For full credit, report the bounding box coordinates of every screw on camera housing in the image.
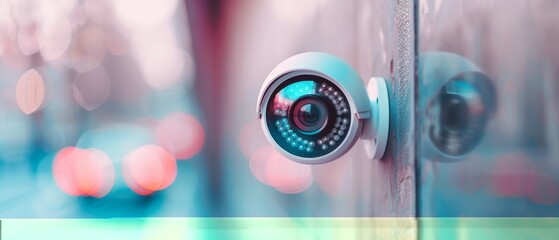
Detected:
[256,52,390,164]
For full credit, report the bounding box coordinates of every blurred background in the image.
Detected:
[0,0,557,222]
[0,0,203,217]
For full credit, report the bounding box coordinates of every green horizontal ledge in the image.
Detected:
[1,218,558,240]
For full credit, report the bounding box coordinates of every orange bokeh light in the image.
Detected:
[122,144,177,195]
[16,68,46,115]
[52,147,115,198]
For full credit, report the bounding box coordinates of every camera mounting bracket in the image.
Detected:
[363,77,390,160]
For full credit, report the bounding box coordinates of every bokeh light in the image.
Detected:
[490,153,535,197]
[17,23,39,56]
[114,0,179,27]
[528,173,559,205]
[72,65,111,111]
[265,150,313,194]
[38,16,72,61]
[37,0,77,21]
[134,36,187,90]
[270,0,318,24]
[70,26,106,72]
[0,36,30,69]
[52,147,115,198]
[0,0,9,57]
[122,145,177,195]
[249,146,314,194]
[249,146,274,185]
[16,68,46,115]
[53,147,81,196]
[73,148,114,197]
[104,27,128,56]
[239,119,268,158]
[155,112,204,160]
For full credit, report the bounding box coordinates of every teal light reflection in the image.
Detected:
[278,81,317,101]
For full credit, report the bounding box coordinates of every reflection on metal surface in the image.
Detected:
[427,71,496,157]
[418,0,559,218]
[420,52,496,159]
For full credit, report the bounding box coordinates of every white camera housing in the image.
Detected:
[257,52,389,164]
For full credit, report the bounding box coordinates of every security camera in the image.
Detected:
[419,52,497,159]
[256,52,390,164]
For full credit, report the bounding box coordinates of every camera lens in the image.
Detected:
[265,74,352,158]
[291,97,328,134]
[440,94,469,131]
